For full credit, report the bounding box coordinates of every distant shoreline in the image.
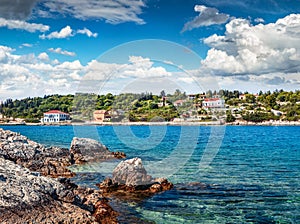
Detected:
[1,120,300,126]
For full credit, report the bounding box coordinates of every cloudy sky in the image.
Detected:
[1,0,300,100]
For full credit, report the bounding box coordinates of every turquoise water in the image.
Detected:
[1,125,299,223]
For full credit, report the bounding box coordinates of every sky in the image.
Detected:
[1,0,300,100]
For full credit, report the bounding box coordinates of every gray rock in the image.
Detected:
[112,157,153,186]
[70,137,125,164]
[0,129,119,223]
[0,158,118,223]
[0,128,74,177]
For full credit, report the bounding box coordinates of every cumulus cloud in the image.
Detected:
[40,25,73,39]
[0,0,37,20]
[38,52,49,61]
[0,17,49,32]
[48,48,76,57]
[1,40,299,100]
[56,60,83,70]
[201,14,300,78]
[79,56,182,94]
[0,45,84,100]
[84,56,171,81]
[0,46,13,63]
[37,0,146,24]
[254,18,265,23]
[0,48,181,100]
[182,5,230,32]
[40,26,98,39]
[77,28,98,38]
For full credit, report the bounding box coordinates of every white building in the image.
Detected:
[202,98,225,109]
[173,99,186,107]
[42,110,70,123]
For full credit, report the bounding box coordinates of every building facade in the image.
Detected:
[93,110,111,122]
[202,98,225,109]
[42,110,70,123]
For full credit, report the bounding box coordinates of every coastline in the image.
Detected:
[1,120,300,126]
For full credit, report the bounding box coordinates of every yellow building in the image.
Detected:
[93,110,110,122]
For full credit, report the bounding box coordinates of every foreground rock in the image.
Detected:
[0,129,126,223]
[0,128,74,177]
[97,158,173,200]
[70,137,126,164]
[0,129,125,178]
[112,157,152,186]
[0,158,118,224]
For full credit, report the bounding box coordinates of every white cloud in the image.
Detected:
[52,59,60,65]
[38,52,49,61]
[201,14,300,80]
[56,60,83,70]
[0,17,49,32]
[20,43,33,48]
[182,5,230,32]
[77,28,98,38]
[40,26,98,39]
[84,56,171,81]
[0,45,84,100]
[40,25,73,39]
[0,46,14,63]
[37,0,146,24]
[254,18,265,23]
[0,49,177,100]
[48,48,76,57]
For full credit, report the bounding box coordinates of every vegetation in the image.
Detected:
[0,89,300,123]
[0,95,74,119]
[226,111,236,123]
[125,92,179,122]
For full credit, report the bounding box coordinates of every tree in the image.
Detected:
[265,94,277,109]
[160,90,166,98]
[245,94,256,103]
[206,90,212,98]
[226,111,236,123]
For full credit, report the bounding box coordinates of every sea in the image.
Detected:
[1,125,299,224]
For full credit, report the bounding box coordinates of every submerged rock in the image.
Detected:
[70,137,126,164]
[0,158,118,224]
[97,158,173,200]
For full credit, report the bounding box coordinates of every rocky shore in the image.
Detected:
[0,128,173,223]
[0,129,125,178]
[0,158,118,223]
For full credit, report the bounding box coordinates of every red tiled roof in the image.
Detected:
[44,110,69,115]
[93,110,107,114]
[204,98,222,101]
[174,99,185,104]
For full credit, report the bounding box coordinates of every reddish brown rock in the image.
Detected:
[97,158,173,201]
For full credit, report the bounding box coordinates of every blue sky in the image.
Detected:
[1,0,300,100]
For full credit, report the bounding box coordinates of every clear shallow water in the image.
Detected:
[1,125,299,223]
